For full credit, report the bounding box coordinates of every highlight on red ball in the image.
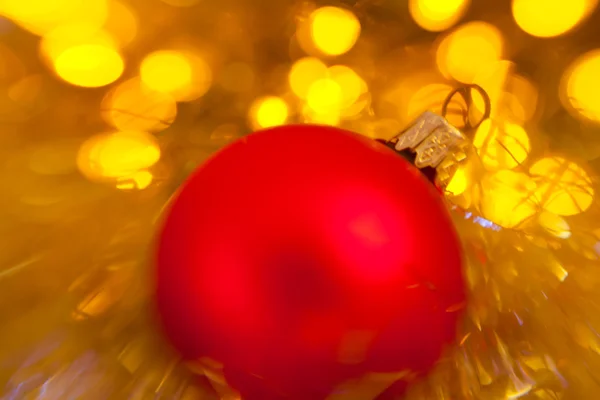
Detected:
[155,124,466,399]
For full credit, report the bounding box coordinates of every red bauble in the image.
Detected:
[156,125,465,399]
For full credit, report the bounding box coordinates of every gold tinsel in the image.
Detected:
[0,0,600,398]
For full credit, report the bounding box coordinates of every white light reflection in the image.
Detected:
[463,211,502,231]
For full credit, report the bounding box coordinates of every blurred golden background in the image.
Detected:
[0,0,600,398]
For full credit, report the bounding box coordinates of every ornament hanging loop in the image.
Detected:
[382,85,492,171]
[380,85,491,190]
[441,84,491,131]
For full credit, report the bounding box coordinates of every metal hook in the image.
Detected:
[441,84,491,131]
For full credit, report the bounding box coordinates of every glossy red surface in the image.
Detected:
[155,125,465,399]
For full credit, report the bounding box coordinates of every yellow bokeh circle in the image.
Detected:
[529,157,594,216]
[289,57,329,99]
[141,51,192,94]
[54,44,124,88]
[505,74,539,123]
[140,50,212,101]
[104,0,139,48]
[328,65,364,109]
[38,24,125,88]
[409,0,470,32]
[405,82,454,122]
[77,131,161,182]
[249,96,289,129]
[437,21,504,83]
[473,119,530,170]
[561,49,600,123]
[307,78,344,115]
[40,25,116,62]
[1,0,108,36]
[480,170,538,229]
[469,62,539,124]
[512,0,597,38]
[289,61,367,123]
[309,7,361,56]
[101,77,177,133]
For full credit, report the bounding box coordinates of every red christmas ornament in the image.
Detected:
[155,125,466,399]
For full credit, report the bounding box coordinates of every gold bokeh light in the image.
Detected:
[290,62,368,125]
[512,0,597,38]
[446,165,469,196]
[141,51,192,96]
[328,65,364,110]
[473,119,530,171]
[53,44,124,88]
[289,57,329,99]
[409,0,470,32]
[116,170,154,190]
[437,21,504,84]
[104,0,139,48]
[471,62,539,123]
[504,74,539,123]
[140,50,212,102]
[101,77,177,133]
[39,24,124,88]
[77,131,161,182]
[249,96,289,129]
[562,49,600,123]
[480,170,538,229]
[538,211,572,239]
[306,78,343,115]
[40,25,116,62]
[309,7,361,56]
[471,60,511,117]
[530,157,594,216]
[382,71,456,126]
[0,0,108,36]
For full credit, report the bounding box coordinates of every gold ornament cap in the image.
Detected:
[381,85,491,191]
